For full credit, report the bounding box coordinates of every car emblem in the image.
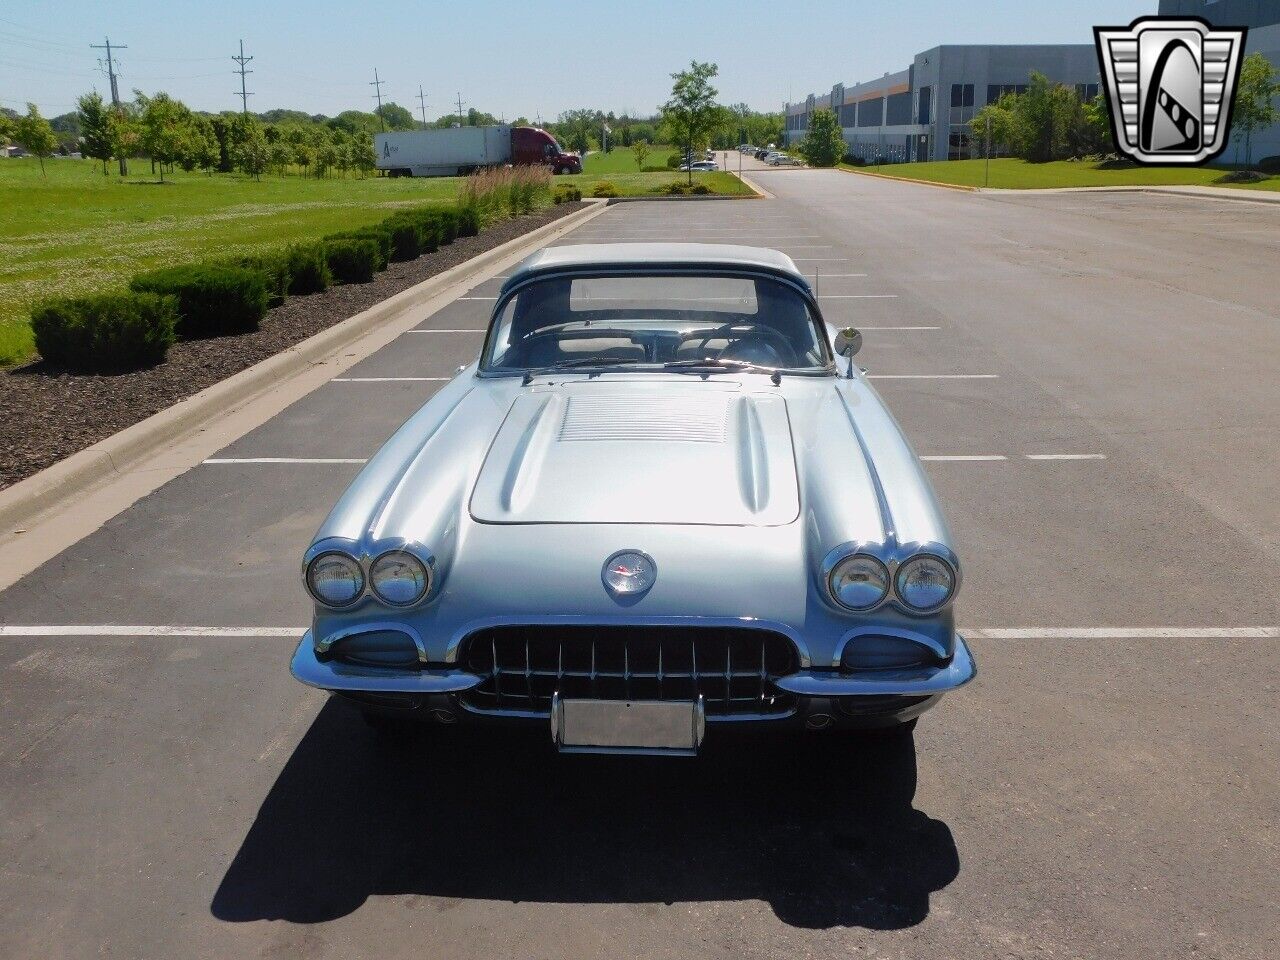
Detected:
[602,550,657,598]
[1094,17,1247,165]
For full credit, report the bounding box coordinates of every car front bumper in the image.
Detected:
[291,631,976,730]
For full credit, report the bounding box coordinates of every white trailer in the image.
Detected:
[375,127,512,177]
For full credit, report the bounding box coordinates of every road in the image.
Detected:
[1,168,1277,959]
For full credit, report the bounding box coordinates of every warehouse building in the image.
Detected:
[1160,0,1280,162]
[784,44,1101,162]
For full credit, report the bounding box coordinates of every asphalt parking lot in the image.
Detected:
[1,169,1277,959]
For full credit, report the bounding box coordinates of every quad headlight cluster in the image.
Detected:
[827,550,957,614]
[305,549,431,608]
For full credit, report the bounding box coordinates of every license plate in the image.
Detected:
[550,693,705,756]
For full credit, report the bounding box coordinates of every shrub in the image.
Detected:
[32,292,177,371]
[130,264,268,338]
[455,206,480,237]
[842,153,866,167]
[1257,155,1280,174]
[591,180,619,198]
[325,237,379,284]
[285,243,331,295]
[665,153,682,169]
[435,208,460,242]
[1217,169,1269,184]
[226,251,289,308]
[659,181,691,196]
[410,212,441,253]
[384,215,422,262]
[554,185,582,203]
[690,183,711,195]
[327,226,391,270]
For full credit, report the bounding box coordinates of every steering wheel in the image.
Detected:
[679,323,799,367]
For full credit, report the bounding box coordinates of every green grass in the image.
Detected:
[581,146,677,174]
[573,145,752,196]
[841,158,1280,192]
[0,157,471,365]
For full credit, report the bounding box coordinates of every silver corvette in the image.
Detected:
[291,243,976,754]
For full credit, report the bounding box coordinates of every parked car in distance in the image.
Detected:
[754,148,771,160]
[679,160,720,172]
[290,243,976,756]
[766,153,803,167]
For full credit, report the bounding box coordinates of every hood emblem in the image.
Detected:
[602,550,657,598]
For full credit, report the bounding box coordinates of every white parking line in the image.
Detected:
[802,273,867,278]
[819,295,898,299]
[1026,454,1108,461]
[330,381,450,386]
[202,458,368,465]
[921,455,1008,462]
[456,297,498,301]
[969,627,1280,639]
[791,258,850,262]
[3,625,1273,639]
[867,374,1000,379]
[860,326,941,330]
[406,328,486,333]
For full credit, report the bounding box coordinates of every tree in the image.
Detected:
[105,104,138,176]
[1080,93,1113,157]
[378,102,416,131]
[135,91,190,182]
[234,126,270,181]
[177,114,218,173]
[0,108,13,144]
[14,103,57,175]
[556,109,599,155]
[798,108,845,166]
[78,92,114,174]
[632,140,650,171]
[660,60,724,183]
[1233,52,1279,166]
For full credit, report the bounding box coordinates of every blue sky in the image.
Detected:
[3,1,1151,119]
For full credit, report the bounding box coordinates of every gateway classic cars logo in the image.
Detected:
[1094,16,1247,164]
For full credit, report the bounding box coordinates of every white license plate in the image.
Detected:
[550,694,706,756]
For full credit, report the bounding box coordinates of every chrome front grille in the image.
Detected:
[459,625,799,719]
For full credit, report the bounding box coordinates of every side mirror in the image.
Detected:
[833,327,863,359]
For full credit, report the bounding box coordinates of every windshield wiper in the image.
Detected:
[663,358,760,372]
[521,356,645,383]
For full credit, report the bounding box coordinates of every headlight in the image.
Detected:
[895,555,957,612]
[828,554,889,611]
[306,552,364,607]
[369,550,429,606]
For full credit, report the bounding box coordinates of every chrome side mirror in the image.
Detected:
[833,327,862,359]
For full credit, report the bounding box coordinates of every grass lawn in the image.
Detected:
[581,146,676,174]
[572,144,752,196]
[841,158,1280,192]
[0,157,472,365]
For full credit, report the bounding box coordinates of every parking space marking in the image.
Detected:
[791,258,850,262]
[406,329,486,333]
[802,273,867,278]
[867,374,1000,379]
[456,297,498,301]
[202,458,367,465]
[330,381,450,386]
[4,625,1273,639]
[819,294,898,299]
[1026,454,1108,461]
[969,627,1280,639]
[860,326,941,330]
[921,455,1008,462]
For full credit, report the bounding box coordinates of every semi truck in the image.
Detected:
[374,125,582,177]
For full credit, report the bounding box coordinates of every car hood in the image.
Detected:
[469,383,798,525]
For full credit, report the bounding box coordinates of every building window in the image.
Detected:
[948,129,972,161]
[918,86,932,125]
[950,84,974,108]
[1075,83,1100,101]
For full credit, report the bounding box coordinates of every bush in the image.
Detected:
[32,292,177,371]
[130,264,268,338]
[284,243,331,295]
[435,208,460,243]
[226,251,289,308]
[659,181,691,195]
[327,226,391,270]
[1217,169,1269,184]
[690,183,711,195]
[325,237,379,284]
[665,153,682,169]
[591,180,619,198]
[842,153,866,167]
[384,215,422,262]
[1257,155,1280,174]
[554,185,582,203]
[455,206,480,237]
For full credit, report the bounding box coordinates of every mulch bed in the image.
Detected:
[0,202,588,492]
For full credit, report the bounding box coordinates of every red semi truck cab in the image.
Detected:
[512,126,581,174]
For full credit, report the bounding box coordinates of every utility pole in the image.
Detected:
[370,69,387,131]
[985,113,991,187]
[90,36,128,175]
[455,92,465,126]
[417,85,429,129]
[232,39,254,114]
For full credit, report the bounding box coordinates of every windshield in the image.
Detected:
[482,272,831,373]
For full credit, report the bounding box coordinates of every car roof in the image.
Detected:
[502,243,808,293]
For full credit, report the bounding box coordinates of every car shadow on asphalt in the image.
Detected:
[211,697,959,929]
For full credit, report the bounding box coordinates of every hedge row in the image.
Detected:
[33,203,475,373]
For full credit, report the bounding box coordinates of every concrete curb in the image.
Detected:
[836,166,979,192]
[0,200,609,549]
[979,184,1280,205]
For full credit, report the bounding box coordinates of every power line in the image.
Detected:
[417,84,428,128]
[89,36,127,175]
[232,39,253,114]
[370,68,387,131]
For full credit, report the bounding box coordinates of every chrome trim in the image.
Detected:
[291,631,483,693]
[894,551,960,614]
[369,550,432,607]
[820,544,891,613]
[312,620,430,664]
[303,550,364,608]
[302,537,437,611]
[778,633,976,697]
[831,625,950,668]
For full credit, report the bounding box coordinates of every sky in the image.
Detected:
[2,0,1153,121]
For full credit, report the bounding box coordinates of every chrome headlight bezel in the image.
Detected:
[826,553,891,612]
[894,553,959,614]
[304,550,366,608]
[368,550,431,607]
